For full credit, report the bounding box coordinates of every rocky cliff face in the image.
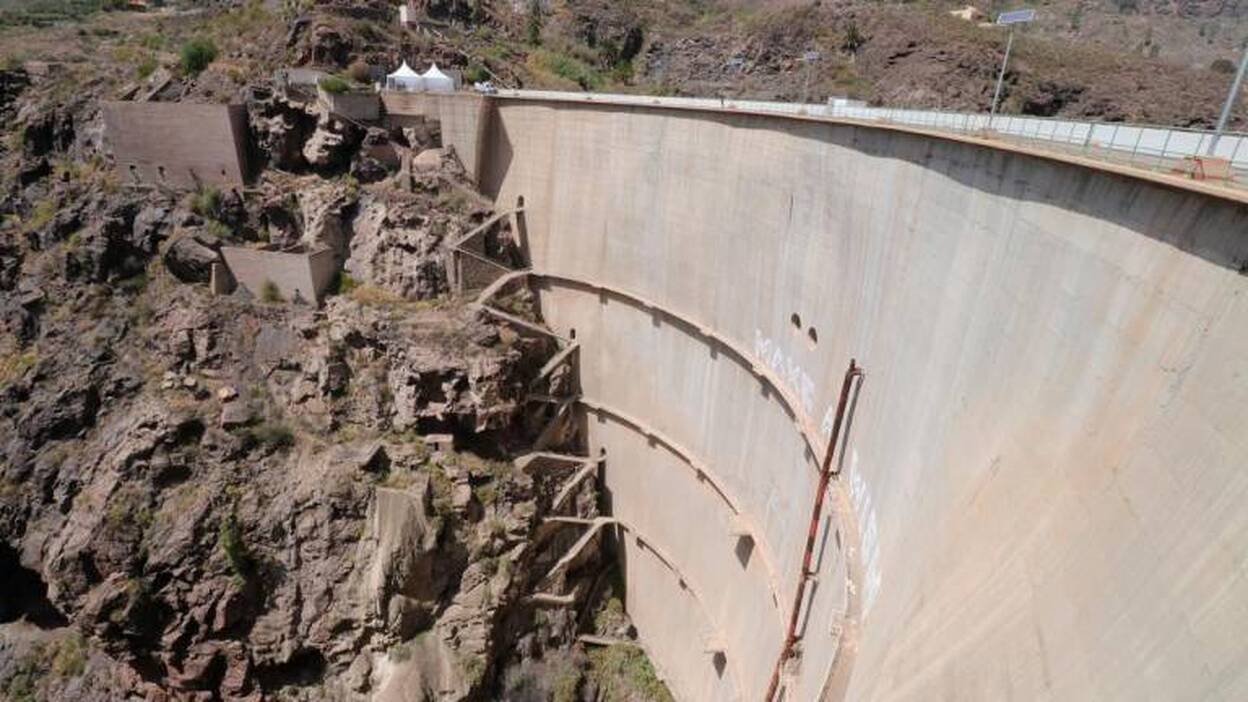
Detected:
[0,53,657,701]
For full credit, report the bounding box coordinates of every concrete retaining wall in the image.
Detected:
[102,101,250,188]
[382,92,492,186]
[319,87,381,122]
[482,99,1248,700]
[381,91,438,120]
[220,247,338,305]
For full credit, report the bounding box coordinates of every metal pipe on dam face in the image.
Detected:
[476,96,1248,700]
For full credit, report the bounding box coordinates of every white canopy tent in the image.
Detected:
[385,61,422,92]
[420,63,456,93]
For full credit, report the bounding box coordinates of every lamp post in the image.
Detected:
[989,9,1035,129]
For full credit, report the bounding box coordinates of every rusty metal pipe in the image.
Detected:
[765,359,863,702]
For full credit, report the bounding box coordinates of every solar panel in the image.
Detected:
[996,8,1036,25]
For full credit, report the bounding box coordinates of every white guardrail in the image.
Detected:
[494,89,1248,184]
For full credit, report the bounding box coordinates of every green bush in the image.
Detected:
[525,0,543,45]
[189,186,221,218]
[527,49,604,90]
[319,74,351,94]
[332,271,359,296]
[24,199,56,232]
[136,55,158,79]
[139,33,165,50]
[552,660,582,702]
[464,62,489,84]
[117,272,148,296]
[179,37,217,76]
[594,597,628,635]
[3,665,38,702]
[1212,57,1237,74]
[50,635,86,678]
[588,645,674,702]
[259,279,284,303]
[205,219,231,239]
[218,511,251,578]
[0,348,38,387]
[346,59,372,83]
[246,421,294,450]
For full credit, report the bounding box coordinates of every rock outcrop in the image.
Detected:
[0,6,667,700]
[0,89,619,700]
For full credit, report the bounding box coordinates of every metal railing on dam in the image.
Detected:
[476,91,1248,701]
[493,88,1248,187]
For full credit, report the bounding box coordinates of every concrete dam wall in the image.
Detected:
[474,97,1248,700]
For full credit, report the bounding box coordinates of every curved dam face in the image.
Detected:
[478,98,1248,700]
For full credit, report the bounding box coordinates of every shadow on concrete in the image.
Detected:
[488,99,1248,275]
[546,275,823,473]
[479,104,515,202]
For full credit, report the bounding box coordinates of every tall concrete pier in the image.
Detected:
[457,95,1248,700]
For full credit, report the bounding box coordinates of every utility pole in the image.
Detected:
[1208,42,1248,155]
[989,29,1015,127]
[989,9,1035,129]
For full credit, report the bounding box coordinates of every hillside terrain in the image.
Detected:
[0,3,675,701]
[0,1,1246,701]
[621,0,1247,127]
[981,0,1246,69]
[1,0,1246,125]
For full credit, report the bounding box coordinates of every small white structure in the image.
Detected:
[385,62,460,93]
[420,63,457,93]
[385,61,423,92]
[398,1,416,26]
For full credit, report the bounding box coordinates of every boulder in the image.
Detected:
[131,205,171,253]
[163,234,221,283]
[251,98,319,171]
[16,157,50,186]
[65,201,144,282]
[411,148,444,173]
[219,401,253,429]
[19,385,100,444]
[342,195,450,300]
[351,156,389,183]
[260,194,302,248]
[302,117,362,172]
[297,180,356,255]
